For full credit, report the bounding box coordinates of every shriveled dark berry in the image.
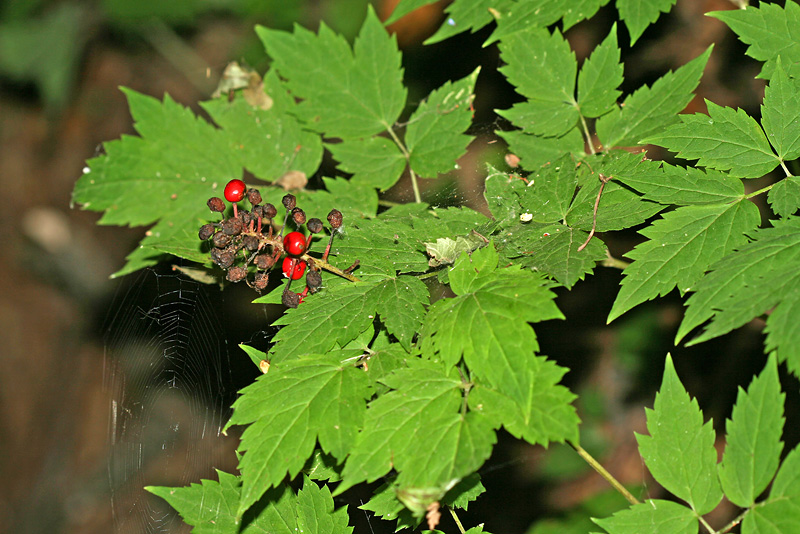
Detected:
[221,217,244,236]
[263,203,277,219]
[282,289,300,308]
[239,210,254,226]
[291,207,306,225]
[207,197,225,212]
[307,218,324,234]
[306,270,322,293]
[212,231,231,248]
[211,248,235,269]
[247,188,262,206]
[253,272,269,291]
[198,223,215,240]
[282,194,296,210]
[255,254,275,270]
[243,235,260,251]
[327,209,343,229]
[226,266,247,283]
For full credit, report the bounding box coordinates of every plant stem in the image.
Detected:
[602,251,630,269]
[744,182,776,200]
[385,124,423,203]
[302,254,360,282]
[699,515,715,534]
[717,509,747,533]
[579,113,596,155]
[448,507,466,534]
[569,441,640,506]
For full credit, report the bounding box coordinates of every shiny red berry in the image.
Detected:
[224,179,246,203]
[282,257,307,280]
[283,231,307,256]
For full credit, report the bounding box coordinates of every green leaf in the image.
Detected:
[709,3,800,80]
[596,46,711,149]
[517,157,579,223]
[295,477,353,534]
[425,0,502,45]
[566,178,663,233]
[768,176,800,218]
[613,161,745,206]
[226,355,372,517]
[498,128,586,170]
[239,343,268,369]
[200,69,323,179]
[635,355,722,514]
[147,473,299,534]
[593,499,697,534]
[643,100,780,179]
[483,166,528,223]
[743,445,800,533]
[442,473,485,510]
[487,1,565,46]
[256,6,406,139]
[499,222,607,288]
[677,217,800,376]
[562,0,612,30]
[577,23,623,118]
[406,68,479,178]
[617,0,678,45]
[336,360,464,493]
[608,200,760,322]
[419,246,564,394]
[719,355,785,508]
[395,411,496,504]
[264,275,428,362]
[360,482,418,531]
[761,57,800,162]
[384,0,437,24]
[469,353,580,446]
[327,136,406,191]
[72,92,241,274]
[497,26,579,137]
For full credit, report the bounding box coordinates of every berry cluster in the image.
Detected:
[199,178,353,307]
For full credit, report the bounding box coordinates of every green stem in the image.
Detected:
[385,124,422,203]
[716,509,747,533]
[744,182,776,200]
[448,507,466,534]
[579,113,596,155]
[301,253,360,282]
[569,441,640,506]
[698,515,715,534]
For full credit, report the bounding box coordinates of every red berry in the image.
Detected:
[283,231,307,256]
[282,257,307,280]
[224,179,246,203]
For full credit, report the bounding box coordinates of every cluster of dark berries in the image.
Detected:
[199,178,347,307]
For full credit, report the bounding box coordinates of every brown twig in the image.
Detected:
[578,173,611,252]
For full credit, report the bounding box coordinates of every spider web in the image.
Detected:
[102,267,240,533]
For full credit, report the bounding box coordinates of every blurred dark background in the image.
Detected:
[0,0,794,533]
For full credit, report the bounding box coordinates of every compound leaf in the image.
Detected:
[768,176,800,218]
[406,68,479,179]
[617,0,678,45]
[256,6,406,139]
[469,352,579,446]
[614,161,744,206]
[608,200,760,322]
[336,360,463,493]
[743,445,800,533]
[719,355,784,508]
[677,217,800,376]
[593,499,697,534]
[578,23,623,118]
[327,136,406,191]
[596,46,710,149]
[636,355,723,514]
[226,354,372,518]
[419,245,563,395]
[761,57,800,162]
[147,474,299,534]
[497,26,579,137]
[709,3,800,80]
[643,100,780,179]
